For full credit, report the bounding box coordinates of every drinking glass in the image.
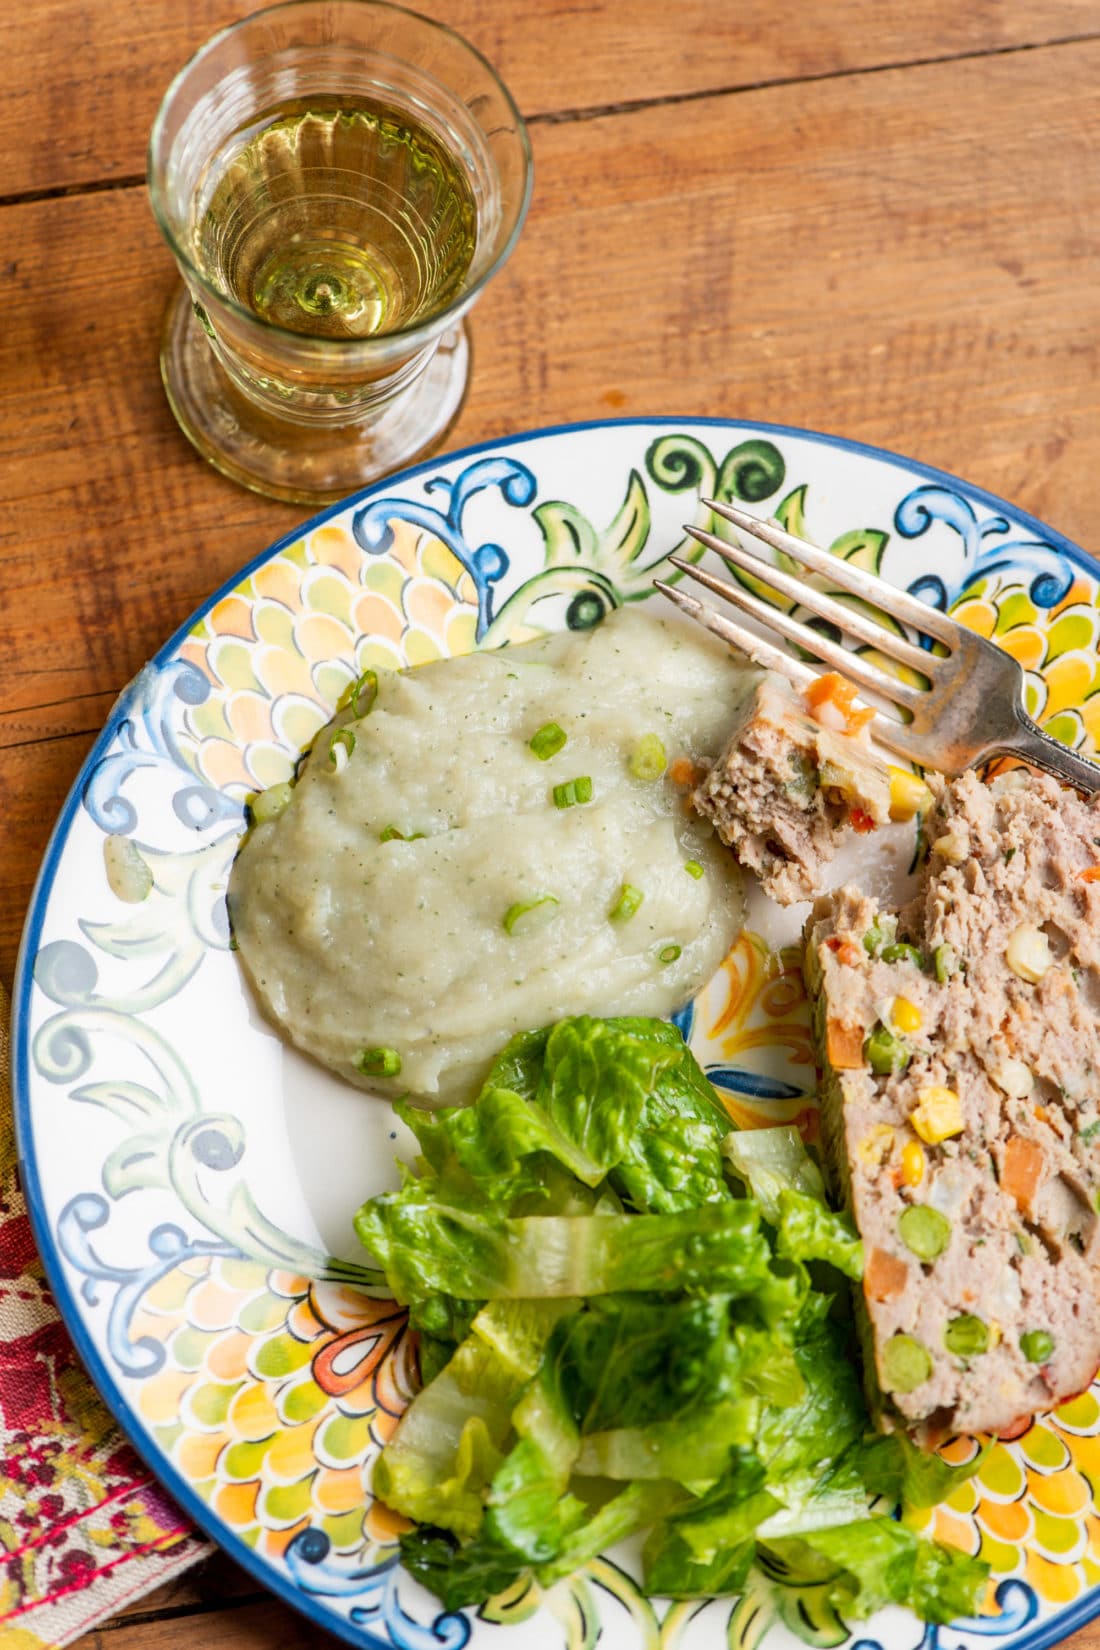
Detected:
[148,0,531,505]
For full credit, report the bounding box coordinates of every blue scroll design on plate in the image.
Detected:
[352,457,537,640]
[55,1193,233,1378]
[670,1003,806,1101]
[82,659,242,835]
[895,485,1074,617]
[706,1067,807,1101]
[851,1578,1038,1650]
[287,1529,471,1648]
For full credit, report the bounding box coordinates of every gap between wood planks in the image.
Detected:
[1,27,1098,212]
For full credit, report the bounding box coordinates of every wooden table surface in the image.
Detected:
[3,1,1100,1645]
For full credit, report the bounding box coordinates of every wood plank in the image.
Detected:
[85,1601,1100,1650]
[91,1595,345,1648]
[3,37,1100,987]
[5,0,1100,197]
[104,1552,263,1622]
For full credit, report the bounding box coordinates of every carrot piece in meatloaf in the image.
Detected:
[692,672,894,905]
[804,768,1100,1442]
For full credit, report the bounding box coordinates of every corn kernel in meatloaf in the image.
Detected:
[692,672,891,905]
[804,770,1100,1442]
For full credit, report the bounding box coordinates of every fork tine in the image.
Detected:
[654,579,818,690]
[684,524,932,676]
[667,555,920,712]
[702,496,959,646]
[655,577,920,757]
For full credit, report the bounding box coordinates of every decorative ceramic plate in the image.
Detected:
[13,419,1100,1650]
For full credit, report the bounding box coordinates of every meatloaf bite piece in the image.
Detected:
[692,671,894,904]
[805,770,1100,1443]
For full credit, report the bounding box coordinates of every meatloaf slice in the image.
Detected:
[805,769,1100,1441]
[692,672,892,905]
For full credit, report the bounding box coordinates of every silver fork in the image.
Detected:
[655,497,1100,793]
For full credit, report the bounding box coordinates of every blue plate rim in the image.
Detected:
[11,414,1100,1650]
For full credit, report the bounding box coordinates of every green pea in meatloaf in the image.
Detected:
[804,768,1100,1442]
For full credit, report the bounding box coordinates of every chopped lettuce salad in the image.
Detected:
[354,1016,987,1623]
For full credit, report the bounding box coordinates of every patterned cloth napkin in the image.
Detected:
[0,982,211,1648]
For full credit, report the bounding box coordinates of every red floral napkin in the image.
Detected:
[0,984,212,1647]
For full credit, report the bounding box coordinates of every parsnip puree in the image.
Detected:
[229,607,750,1103]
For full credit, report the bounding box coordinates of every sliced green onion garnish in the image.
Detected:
[629,733,667,780]
[355,1046,401,1078]
[250,781,294,825]
[340,669,379,718]
[881,941,925,969]
[328,728,356,771]
[553,776,594,809]
[503,894,560,935]
[609,883,644,921]
[529,722,566,760]
[684,860,705,880]
[379,825,425,843]
[658,943,682,965]
[933,943,959,982]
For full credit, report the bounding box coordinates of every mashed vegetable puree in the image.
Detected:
[229,606,750,1102]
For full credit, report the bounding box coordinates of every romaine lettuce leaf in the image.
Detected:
[374,1301,573,1541]
[355,1198,774,1305]
[359,1014,989,1625]
[407,1293,480,1344]
[371,1336,521,1541]
[483,1025,551,1098]
[536,1016,682,1165]
[722,1127,861,1277]
[759,1517,988,1625]
[612,1114,729,1214]
[723,1124,827,1219]
[643,1449,779,1597]
[398,1523,527,1612]
[396,1016,730,1216]
[551,1294,744,1434]
[643,1530,757,1599]
[576,1397,761,1482]
[482,1350,580,1563]
[397,1086,606,1201]
[775,1188,863,1280]
[535,1480,689,1587]
[754,1315,869,1530]
[857,1431,988,1511]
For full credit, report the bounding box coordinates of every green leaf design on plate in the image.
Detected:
[1045,607,1098,663]
[831,528,888,575]
[1042,710,1083,747]
[534,501,600,566]
[477,1572,541,1627]
[586,1558,660,1645]
[716,439,788,507]
[994,589,1040,634]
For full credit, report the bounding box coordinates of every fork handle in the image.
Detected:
[993,712,1100,795]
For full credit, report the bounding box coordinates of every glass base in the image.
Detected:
[158,285,470,506]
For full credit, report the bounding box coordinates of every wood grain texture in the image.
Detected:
[4,0,1099,196]
[4,19,1100,1650]
[92,1595,345,1648]
[3,40,1100,980]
